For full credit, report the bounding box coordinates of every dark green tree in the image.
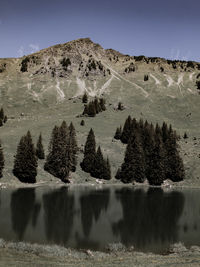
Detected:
[68,122,78,172]
[80,128,96,173]
[13,131,38,183]
[80,119,85,126]
[114,126,122,140]
[147,135,165,185]
[0,140,4,178]
[0,108,4,121]
[99,98,106,111]
[165,132,185,182]
[103,157,111,180]
[117,133,145,183]
[82,92,88,103]
[36,133,45,159]
[44,122,70,182]
[91,146,105,178]
[121,116,132,144]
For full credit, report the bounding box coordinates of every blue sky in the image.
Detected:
[0,0,200,61]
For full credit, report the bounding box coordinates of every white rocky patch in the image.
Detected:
[102,61,149,97]
[164,74,174,87]
[55,79,65,102]
[189,72,195,81]
[150,74,161,85]
[99,75,114,95]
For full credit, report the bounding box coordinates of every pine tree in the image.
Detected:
[80,128,96,173]
[165,132,185,182]
[0,140,4,178]
[118,133,145,183]
[80,120,85,126]
[44,122,70,182]
[82,92,88,103]
[120,115,132,144]
[103,157,111,180]
[94,97,101,113]
[36,133,45,159]
[99,98,106,111]
[114,126,122,140]
[161,122,169,143]
[0,119,3,127]
[147,134,165,185]
[91,146,105,178]
[183,132,188,139]
[87,101,96,117]
[115,168,121,180]
[0,108,4,121]
[68,122,78,172]
[13,131,38,183]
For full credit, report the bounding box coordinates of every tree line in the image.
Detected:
[114,116,185,185]
[0,115,185,186]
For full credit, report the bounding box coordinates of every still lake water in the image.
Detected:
[0,186,200,253]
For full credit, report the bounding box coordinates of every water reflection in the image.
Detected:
[11,188,41,240]
[43,187,74,245]
[113,188,185,252]
[3,186,200,253]
[80,189,110,237]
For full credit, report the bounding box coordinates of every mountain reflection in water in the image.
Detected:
[0,186,199,253]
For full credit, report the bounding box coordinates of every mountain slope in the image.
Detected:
[0,38,199,186]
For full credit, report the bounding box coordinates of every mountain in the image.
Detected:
[0,38,199,186]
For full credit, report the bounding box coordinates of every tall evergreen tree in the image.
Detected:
[36,133,45,159]
[0,108,4,121]
[91,146,105,178]
[44,122,70,182]
[80,128,96,173]
[13,131,38,183]
[68,122,78,172]
[165,132,185,182]
[121,115,132,144]
[114,126,122,140]
[117,133,145,183]
[147,134,165,185]
[103,157,111,180]
[0,140,4,178]
[99,98,106,111]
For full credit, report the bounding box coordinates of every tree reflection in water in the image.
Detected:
[112,187,185,252]
[43,187,74,245]
[79,189,110,238]
[11,188,41,240]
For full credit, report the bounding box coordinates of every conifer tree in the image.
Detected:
[44,122,70,182]
[121,115,132,144]
[0,108,4,121]
[80,120,85,126]
[115,168,121,180]
[147,135,165,185]
[91,146,105,178]
[36,133,45,159]
[114,126,122,140]
[117,133,145,183]
[80,128,96,173]
[68,122,78,172]
[0,140,4,178]
[103,157,111,180]
[99,98,106,111]
[87,101,96,117]
[82,92,88,103]
[13,131,38,183]
[165,132,185,182]
[0,119,3,127]
[94,97,101,113]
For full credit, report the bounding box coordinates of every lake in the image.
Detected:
[0,186,200,253]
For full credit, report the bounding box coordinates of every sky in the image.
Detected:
[0,0,200,61]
